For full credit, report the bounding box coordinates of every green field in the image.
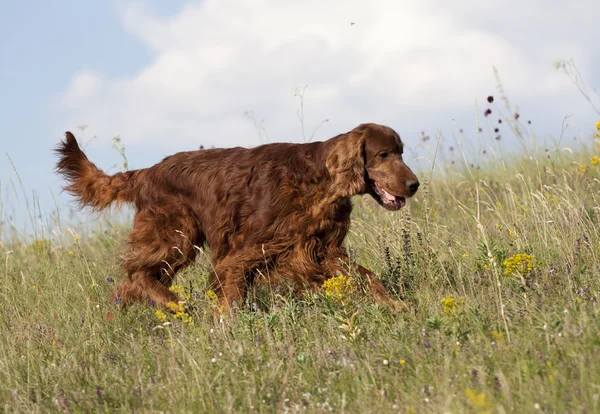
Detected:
[2,103,600,412]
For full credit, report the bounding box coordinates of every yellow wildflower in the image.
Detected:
[29,240,50,251]
[503,253,535,277]
[491,330,505,342]
[169,285,185,295]
[206,290,218,302]
[399,359,406,365]
[465,388,490,409]
[173,310,194,325]
[440,295,465,317]
[596,120,600,130]
[169,284,192,301]
[592,156,600,166]
[165,302,194,325]
[462,253,469,258]
[578,164,587,174]
[322,275,355,301]
[155,310,168,321]
[68,251,74,255]
[167,302,184,313]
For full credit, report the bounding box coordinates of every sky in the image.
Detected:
[1,0,599,237]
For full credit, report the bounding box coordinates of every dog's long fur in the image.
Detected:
[55,123,419,310]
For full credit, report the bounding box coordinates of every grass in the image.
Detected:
[2,97,600,412]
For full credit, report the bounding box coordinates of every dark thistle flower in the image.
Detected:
[484,109,492,116]
[487,96,494,103]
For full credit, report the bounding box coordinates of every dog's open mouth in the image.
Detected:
[370,181,406,210]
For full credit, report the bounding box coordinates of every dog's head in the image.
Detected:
[326,123,419,210]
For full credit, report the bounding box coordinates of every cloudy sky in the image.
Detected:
[1,0,599,233]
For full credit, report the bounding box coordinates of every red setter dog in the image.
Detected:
[55,123,419,311]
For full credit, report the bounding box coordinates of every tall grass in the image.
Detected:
[1,77,600,412]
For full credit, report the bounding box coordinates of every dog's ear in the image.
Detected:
[326,124,370,197]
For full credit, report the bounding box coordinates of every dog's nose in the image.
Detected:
[407,180,420,194]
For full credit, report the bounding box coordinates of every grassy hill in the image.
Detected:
[1,116,600,412]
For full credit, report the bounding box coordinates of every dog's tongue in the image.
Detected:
[381,188,406,208]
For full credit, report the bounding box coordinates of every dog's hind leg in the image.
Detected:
[113,207,202,309]
[112,269,178,308]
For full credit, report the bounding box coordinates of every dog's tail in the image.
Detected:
[55,131,143,210]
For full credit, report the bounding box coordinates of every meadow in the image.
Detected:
[2,80,600,412]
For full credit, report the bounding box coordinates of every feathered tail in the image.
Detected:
[55,131,142,210]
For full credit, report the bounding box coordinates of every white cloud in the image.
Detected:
[58,0,600,151]
[62,71,103,105]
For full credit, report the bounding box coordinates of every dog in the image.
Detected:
[55,123,419,311]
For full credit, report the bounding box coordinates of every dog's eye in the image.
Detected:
[378,152,388,159]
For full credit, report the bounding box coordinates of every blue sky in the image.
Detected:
[1,1,184,234]
[1,0,599,238]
